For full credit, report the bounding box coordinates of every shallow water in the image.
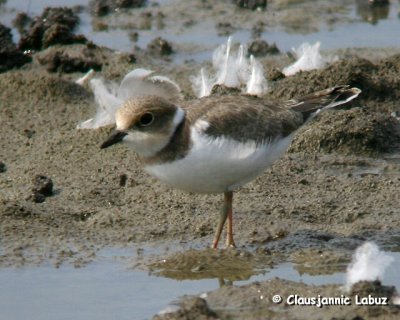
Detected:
[0,249,399,320]
[1,0,399,62]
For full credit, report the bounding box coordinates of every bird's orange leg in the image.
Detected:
[212,191,234,249]
[225,191,236,248]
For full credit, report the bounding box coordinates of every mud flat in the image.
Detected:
[1,1,400,319]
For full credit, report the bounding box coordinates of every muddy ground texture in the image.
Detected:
[1,2,400,320]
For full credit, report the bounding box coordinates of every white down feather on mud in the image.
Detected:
[283,41,338,76]
[77,68,182,129]
[190,37,268,98]
[344,242,394,292]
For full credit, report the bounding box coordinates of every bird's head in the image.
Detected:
[101,96,185,158]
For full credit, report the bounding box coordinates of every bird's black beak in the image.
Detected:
[100,130,128,149]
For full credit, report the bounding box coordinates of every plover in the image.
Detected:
[101,86,360,248]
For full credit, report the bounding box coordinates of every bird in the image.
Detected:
[100,85,361,248]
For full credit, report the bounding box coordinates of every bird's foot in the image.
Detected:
[225,237,236,249]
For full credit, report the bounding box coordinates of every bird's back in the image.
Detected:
[182,94,304,145]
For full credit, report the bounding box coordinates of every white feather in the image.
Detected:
[282,42,337,76]
[77,68,182,129]
[118,69,182,102]
[75,69,94,86]
[117,68,154,100]
[345,242,394,291]
[190,68,214,98]
[236,44,250,85]
[215,36,236,87]
[77,78,122,129]
[191,37,267,98]
[246,55,267,96]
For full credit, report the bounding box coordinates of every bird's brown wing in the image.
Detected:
[183,95,304,145]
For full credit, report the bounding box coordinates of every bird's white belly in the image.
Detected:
[144,128,294,194]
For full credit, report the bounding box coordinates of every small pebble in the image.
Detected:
[119,173,128,187]
[32,175,53,196]
[147,37,173,56]
[234,0,267,10]
[248,39,280,57]
[30,191,46,203]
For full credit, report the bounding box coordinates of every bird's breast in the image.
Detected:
[143,128,294,194]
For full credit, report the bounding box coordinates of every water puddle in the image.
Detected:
[0,249,398,320]
[0,0,399,63]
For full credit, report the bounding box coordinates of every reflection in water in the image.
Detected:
[355,0,390,24]
[148,248,274,282]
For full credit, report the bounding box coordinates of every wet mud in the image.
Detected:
[1,1,400,319]
[89,0,147,17]
[0,23,31,72]
[18,7,87,51]
[154,279,400,320]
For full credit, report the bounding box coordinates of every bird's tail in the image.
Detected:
[287,85,361,118]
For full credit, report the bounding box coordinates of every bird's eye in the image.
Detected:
[139,112,154,126]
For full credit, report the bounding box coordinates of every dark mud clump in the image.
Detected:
[37,47,103,73]
[30,192,46,204]
[33,175,53,196]
[247,39,280,57]
[18,7,87,52]
[119,173,128,187]
[12,12,32,33]
[147,37,174,56]
[89,0,147,17]
[0,161,6,173]
[270,55,400,112]
[356,0,390,24]
[234,0,267,11]
[268,54,400,156]
[215,22,237,36]
[0,24,31,73]
[289,108,400,156]
[210,84,242,96]
[266,68,285,81]
[167,278,400,320]
[30,175,53,203]
[153,297,218,320]
[350,280,397,303]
